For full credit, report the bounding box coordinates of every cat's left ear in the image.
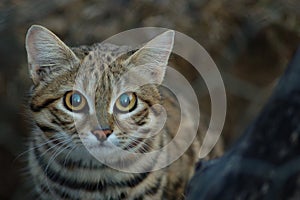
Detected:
[25,25,80,85]
[127,30,174,84]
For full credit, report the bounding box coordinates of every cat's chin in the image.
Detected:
[81,140,139,168]
[80,135,124,162]
[83,140,118,154]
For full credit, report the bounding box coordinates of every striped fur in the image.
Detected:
[25,25,223,200]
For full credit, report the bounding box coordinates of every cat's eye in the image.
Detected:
[114,92,137,113]
[64,91,87,112]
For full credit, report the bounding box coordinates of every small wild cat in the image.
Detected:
[25,25,222,200]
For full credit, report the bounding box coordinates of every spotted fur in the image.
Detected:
[25,25,222,200]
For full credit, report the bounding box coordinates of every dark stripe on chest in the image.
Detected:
[144,175,163,195]
[39,184,80,200]
[133,175,163,200]
[33,146,151,192]
[40,182,127,200]
[56,157,106,170]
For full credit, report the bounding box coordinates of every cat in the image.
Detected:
[25,25,222,200]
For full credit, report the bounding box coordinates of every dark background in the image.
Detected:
[0,0,299,199]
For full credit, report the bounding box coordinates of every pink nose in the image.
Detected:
[91,129,112,142]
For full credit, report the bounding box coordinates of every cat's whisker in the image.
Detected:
[126,135,155,153]
[62,145,77,168]
[45,141,70,172]
[14,136,68,162]
[43,142,71,198]
[38,138,72,158]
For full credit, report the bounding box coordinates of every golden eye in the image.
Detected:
[115,92,137,113]
[64,91,87,112]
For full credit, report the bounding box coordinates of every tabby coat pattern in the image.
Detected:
[25,25,221,200]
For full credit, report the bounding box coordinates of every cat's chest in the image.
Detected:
[29,142,164,199]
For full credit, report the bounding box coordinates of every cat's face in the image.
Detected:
[26,25,174,162]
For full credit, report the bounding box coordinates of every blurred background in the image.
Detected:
[0,0,300,199]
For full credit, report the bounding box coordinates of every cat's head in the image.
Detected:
[25,25,174,163]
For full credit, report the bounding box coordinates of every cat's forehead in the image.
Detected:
[74,43,131,95]
[83,43,132,66]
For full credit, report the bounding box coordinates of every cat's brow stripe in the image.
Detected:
[30,97,60,112]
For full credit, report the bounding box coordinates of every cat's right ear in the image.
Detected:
[25,25,79,85]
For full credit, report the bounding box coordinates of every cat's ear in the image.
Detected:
[127,30,174,84]
[25,25,79,85]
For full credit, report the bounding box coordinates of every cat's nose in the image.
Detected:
[91,128,112,142]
